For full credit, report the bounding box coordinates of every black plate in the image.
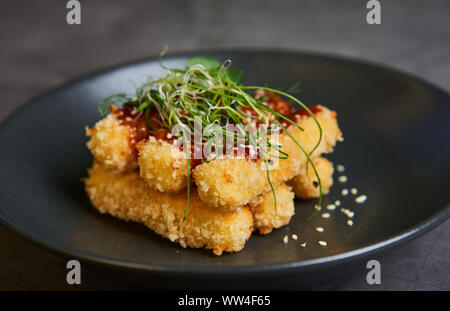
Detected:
[0,50,449,283]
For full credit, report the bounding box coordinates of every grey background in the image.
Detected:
[0,0,449,290]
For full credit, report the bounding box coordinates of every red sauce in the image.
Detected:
[243,91,321,129]
[189,149,204,169]
[111,92,321,166]
[241,107,259,117]
[289,105,322,118]
[114,105,173,155]
[113,105,205,168]
[153,128,172,141]
[114,105,150,155]
[264,92,296,115]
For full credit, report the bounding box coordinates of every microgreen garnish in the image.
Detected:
[98,93,131,116]
[97,53,323,223]
[186,56,244,84]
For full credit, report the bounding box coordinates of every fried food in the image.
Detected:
[84,164,253,255]
[252,183,295,234]
[86,106,341,200]
[193,106,342,210]
[86,113,137,172]
[288,157,334,199]
[137,136,188,193]
[84,56,345,255]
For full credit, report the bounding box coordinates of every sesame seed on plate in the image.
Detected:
[327,204,336,210]
[355,195,368,203]
[315,227,324,232]
[347,220,354,226]
[291,234,298,240]
[283,235,289,244]
[341,189,349,196]
[321,212,331,219]
[336,164,345,172]
[300,242,307,248]
[338,175,348,183]
[341,209,354,218]
[318,241,328,247]
[351,188,358,195]
[314,204,322,211]
[341,208,353,217]
[335,200,341,206]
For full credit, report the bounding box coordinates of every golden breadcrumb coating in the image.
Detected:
[86,113,137,172]
[252,183,295,234]
[137,136,188,193]
[194,158,265,211]
[84,164,253,255]
[288,157,334,199]
[193,106,342,210]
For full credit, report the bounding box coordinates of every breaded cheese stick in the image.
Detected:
[252,183,295,235]
[193,106,342,211]
[87,109,189,192]
[86,108,189,193]
[84,164,253,255]
[289,157,334,199]
[86,113,137,172]
[137,136,188,193]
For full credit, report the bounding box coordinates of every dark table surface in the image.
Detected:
[0,0,449,290]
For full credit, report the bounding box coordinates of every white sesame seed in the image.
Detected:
[341,189,349,196]
[335,200,341,206]
[347,211,355,218]
[341,208,352,217]
[315,227,324,232]
[321,212,331,219]
[350,188,358,195]
[314,204,322,211]
[300,242,307,248]
[283,235,289,244]
[355,195,368,204]
[338,175,348,183]
[327,204,336,210]
[291,234,298,240]
[347,220,354,226]
[318,241,327,247]
[336,164,345,172]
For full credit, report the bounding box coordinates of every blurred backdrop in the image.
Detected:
[0,0,449,290]
[1,0,449,122]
